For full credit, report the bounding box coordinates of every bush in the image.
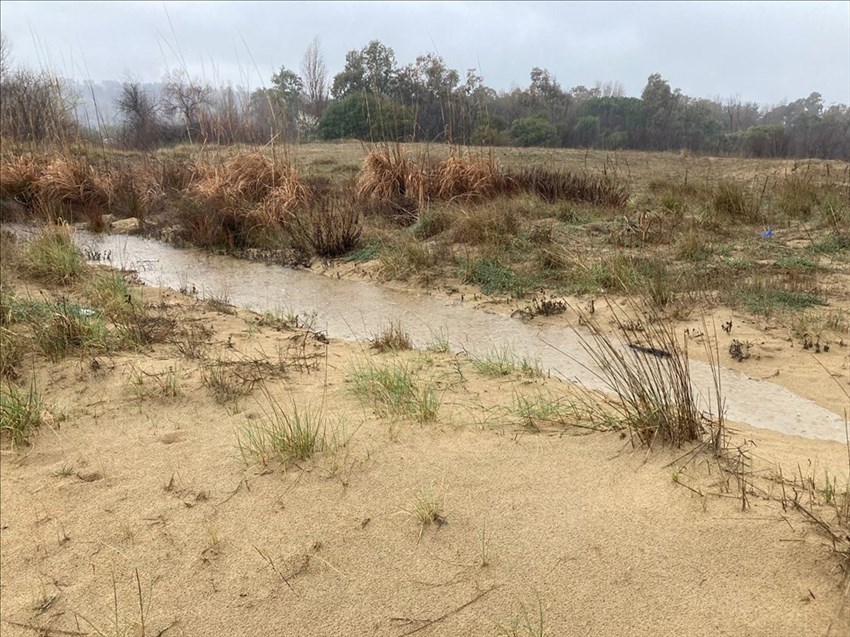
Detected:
[509,116,559,147]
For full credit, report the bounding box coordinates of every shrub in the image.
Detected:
[509,116,559,147]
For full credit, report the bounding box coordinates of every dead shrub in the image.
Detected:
[289,194,362,258]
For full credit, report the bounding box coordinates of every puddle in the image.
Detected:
[6,225,846,442]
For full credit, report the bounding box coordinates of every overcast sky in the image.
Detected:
[1,1,848,106]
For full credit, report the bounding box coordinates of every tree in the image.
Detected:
[317,93,412,141]
[116,81,160,148]
[397,53,461,140]
[509,116,558,147]
[0,68,76,143]
[331,40,398,99]
[574,115,600,147]
[161,69,212,142]
[0,32,10,80]
[300,37,329,119]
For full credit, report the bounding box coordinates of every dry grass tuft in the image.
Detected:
[356,146,423,223]
[37,156,112,215]
[181,152,310,249]
[370,321,414,352]
[433,151,505,201]
[0,154,43,206]
[509,167,629,208]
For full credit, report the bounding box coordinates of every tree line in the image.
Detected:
[1,34,848,160]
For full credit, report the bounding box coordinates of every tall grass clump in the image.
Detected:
[348,357,440,421]
[1,380,44,449]
[509,167,629,208]
[776,174,824,219]
[356,146,511,223]
[289,194,362,257]
[180,152,309,249]
[22,223,86,284]
[37,156,112,221]
[237,396,325,466]
[575,303,724,448]
[356,145,423,224]
[0,154,43,210]
[712,180,759,222]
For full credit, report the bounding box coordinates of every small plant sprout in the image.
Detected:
[404,486,446,545]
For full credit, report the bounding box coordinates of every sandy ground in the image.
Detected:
[2,285,850,637]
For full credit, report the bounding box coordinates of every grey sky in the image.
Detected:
[1,1,848,106]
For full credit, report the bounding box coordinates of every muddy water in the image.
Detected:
[9,226,846,442]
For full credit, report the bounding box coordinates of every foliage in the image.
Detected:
[509,116,559,147]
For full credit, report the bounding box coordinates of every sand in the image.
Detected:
[2,286,849,637]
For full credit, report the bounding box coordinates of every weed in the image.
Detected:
[426,327,450,353]
[237,397,325,466]
[173,323,213,359]
[370,320,414,353]
[450,202,520,247]
[404,486,446,544]
[472,345,541,378]
[478,521,490,567]
[0,379,43,449]
[497,599,545,637]
[712,180,758,222]
[573,302,723,447]
[51,462,75,477]
[129,365,181,400]
[462,257,535,297]
[732,284,826,315]
[30,301,108,361]
[23,223,87,285]
[514,391,570,431]
[0,326,24,379]
[202,358,267,403]
[348,357,440,422]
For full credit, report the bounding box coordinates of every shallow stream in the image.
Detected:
[8,225,846,442]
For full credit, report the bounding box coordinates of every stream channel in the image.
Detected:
[8,225,846,443]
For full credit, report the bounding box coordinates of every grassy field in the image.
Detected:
[2,142,847,329]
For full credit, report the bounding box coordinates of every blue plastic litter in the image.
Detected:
[760,228,774,239]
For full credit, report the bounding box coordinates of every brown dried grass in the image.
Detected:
[433,151,506,201]
[0,154,44,203]
[180,153,310,249]
[37,156,112,212]
[357,146,513,223]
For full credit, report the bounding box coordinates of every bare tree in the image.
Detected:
[161,69,212,143]
[116,81,160,148]
[0,32,11,80]
[300,36,329,119]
